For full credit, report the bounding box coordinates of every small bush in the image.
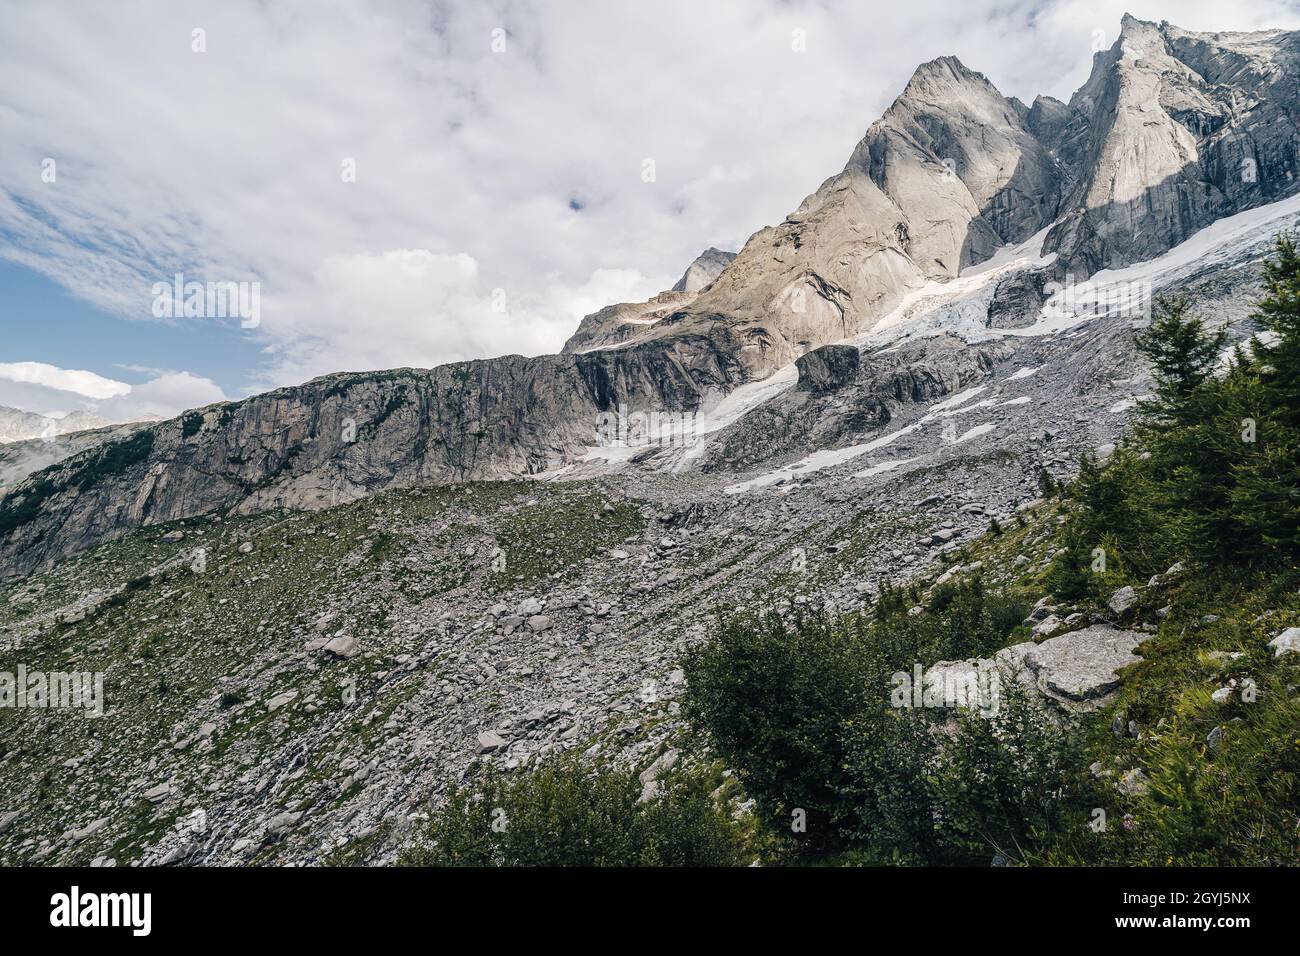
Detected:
[684,612,871,849]
[400,754,744,867]
[926,681,1082,865]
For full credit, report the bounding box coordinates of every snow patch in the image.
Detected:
[852,457,917,479]
[931,386,988,412]
[955,423,996,444]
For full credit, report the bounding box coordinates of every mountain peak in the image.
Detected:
[1120,12,1154,31]
[671,247,736,293]
[902,55,988,96]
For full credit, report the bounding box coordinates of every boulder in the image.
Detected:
[1268,627,1300,659]
[143,783,172,803]
[263,811,302,838]
[1003,625,1145,712]
[1117,768,1150,797]
[66,817,109,842]
[266,690,298,712]
[795,344,861,393]
[1107,585,1139,616]
[1032,614,1065,639]
[322,635,360,659]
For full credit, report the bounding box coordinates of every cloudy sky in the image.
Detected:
[2,0,1298,422]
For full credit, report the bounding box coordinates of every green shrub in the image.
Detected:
[683,612,872,850]
[685,589,1038,859]
[400,754,744,867]
[839,707,940,864]
[926,681,1083,865]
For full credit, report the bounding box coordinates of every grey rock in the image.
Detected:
[1268,627,1300,659]
[1015,625,1145,710]
[264,811,303,838]
[638,748,681,786]
[1117,768,1150,798]
[322,635,360,659]
[266,690,299,712]
[143,783,172,803]
[1032,614,1065,638]
[796,345,861,393]
[66,817,109,842]
[1107,586,1139,616]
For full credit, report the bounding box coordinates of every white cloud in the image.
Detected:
[0,362,131,401]
[94,371,228,422]
[2,0,1298,392]
[0,362,226,424]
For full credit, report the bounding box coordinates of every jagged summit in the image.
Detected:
[900,54,985,91]
[1045,15,1300,273]
[671,247,736,294]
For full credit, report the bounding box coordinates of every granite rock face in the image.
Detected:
[671,248,737,294]
[1044,15,1300,273]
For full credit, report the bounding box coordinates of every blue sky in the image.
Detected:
[3,0,1299,423]
[0,260,259,394]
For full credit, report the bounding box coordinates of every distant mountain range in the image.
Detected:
[0,405,110,444]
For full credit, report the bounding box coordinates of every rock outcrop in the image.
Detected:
[927,624,1147,716]
[671,247,736,293]
[1044,15,1300,273]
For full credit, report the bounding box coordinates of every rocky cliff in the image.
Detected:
[1044,15,1300,272]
